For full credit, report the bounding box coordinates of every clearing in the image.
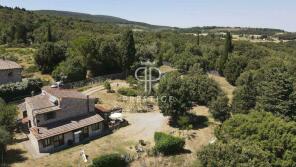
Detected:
[208,73,236,102]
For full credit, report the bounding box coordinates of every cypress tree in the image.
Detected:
[218,32,233,74]
[197,32,200,46]
[47,24,52,42]
[121,30,136,75]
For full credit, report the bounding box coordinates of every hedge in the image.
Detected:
[117,87,138,97]
[90,153,127,167]
[154,132,185,155]
[0,78,43,102]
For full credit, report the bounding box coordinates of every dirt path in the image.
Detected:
[208,73,236,102]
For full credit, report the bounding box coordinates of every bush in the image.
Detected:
[126,75,137,87]
[154,132,185,155]
[177,115,192,130]
[223,55,248,85]
[117,87,138,97]
[209,95,230,122]
[201,112,296,167]
[0,98,5,104]
[0,126,11,164]
[185,74,221,106]
[103,81,112,92]
[34,42,67,73]
[198,140,271,167]
[0,78,43,102]
[52,57,86,83]
[90,153,127,167]
[24,65,39,73]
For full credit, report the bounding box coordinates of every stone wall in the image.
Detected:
[36,97,95,126]
[0,69,22,85]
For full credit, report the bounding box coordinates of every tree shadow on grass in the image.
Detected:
[157,148,192,157]
[13,137,29,144]
[188,113,209,130]
[169,113,209,130]
[4,148,27,166]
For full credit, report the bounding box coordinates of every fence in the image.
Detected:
[63,72,125,89]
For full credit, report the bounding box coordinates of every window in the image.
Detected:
[82,126,89,135]
[8,71,13,77]
[42,138,52,148]
[45,112,56,120]
[53,134,64,147]
[80,126,89,140]
[23,111,27,118]
[91,123,100,131]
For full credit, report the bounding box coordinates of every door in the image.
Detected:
[74,131,81,144]
[80,127,89,141]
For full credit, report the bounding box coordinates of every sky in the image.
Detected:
[1,0,295,32]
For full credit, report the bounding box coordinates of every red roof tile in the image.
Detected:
[30,113,104,140]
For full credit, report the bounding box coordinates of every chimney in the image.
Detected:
[37,128,41,134]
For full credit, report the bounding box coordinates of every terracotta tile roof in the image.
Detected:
[0,59,22,70]
[42,86,88,99]
[25,94,61,115]
[30,113,104,140]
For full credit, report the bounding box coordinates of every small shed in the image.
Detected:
[95,104,122,121]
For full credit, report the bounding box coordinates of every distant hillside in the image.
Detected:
[177,26,285,36]
[35,10,172,30]
[35,10,288,34]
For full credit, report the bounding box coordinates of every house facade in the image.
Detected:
[0,59,22,84]
[21,86,104,153]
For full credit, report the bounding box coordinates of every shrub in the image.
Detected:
[126,75,137,87]
[199,112,296,167]
[117,87,138,97]
[0,78,42,102]
[0,98,5,104]
[154,132,185,155]
[90,153,127,167]
[177,115,192,130]
[103,81,112,92]
[185,74,221,106]
[198,140,271,167]
[209,95,231,122]
[52,57,86,83]
[34,42,67,73]
[223,55,248,85]
[0,126,11,164]
[24,65,39,73]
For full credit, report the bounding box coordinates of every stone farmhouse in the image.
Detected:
[0,59,22,85]
[20,86,105,153]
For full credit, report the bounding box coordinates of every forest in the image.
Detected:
[1,5,296,167]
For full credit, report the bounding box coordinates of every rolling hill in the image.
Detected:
[35,10,173,30]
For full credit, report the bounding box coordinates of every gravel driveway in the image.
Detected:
[117,112,168,142]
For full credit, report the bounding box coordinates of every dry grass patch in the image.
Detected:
[208,73,236,102]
